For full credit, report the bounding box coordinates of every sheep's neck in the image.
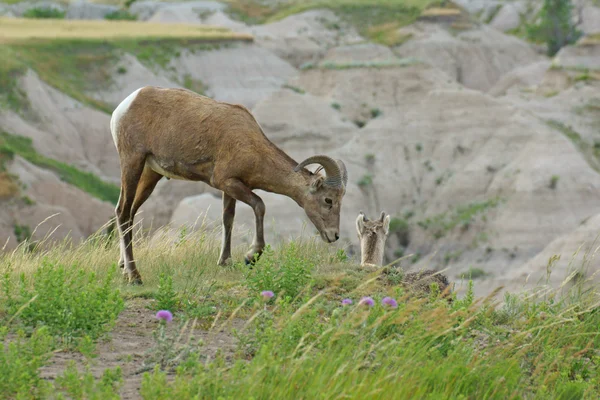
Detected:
[361,234,385,266]
[251,153,311,207]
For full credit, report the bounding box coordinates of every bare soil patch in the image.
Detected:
[39,299,242,399]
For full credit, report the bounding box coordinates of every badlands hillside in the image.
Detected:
[0,0,599,298]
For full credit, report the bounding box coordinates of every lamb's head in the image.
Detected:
[294,155,348,243]
[356,211,391,267]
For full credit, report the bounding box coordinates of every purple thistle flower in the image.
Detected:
[156,310,173,322]
[382,297,398,308]
[359,297,375,307]
[261,290,275,299]
[341,298,353,306]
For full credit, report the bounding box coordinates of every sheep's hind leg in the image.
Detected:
[219,178,265,266]
[217,192,236,266]
[115,153,147,285]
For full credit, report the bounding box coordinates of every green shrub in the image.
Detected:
[526,0,582,56]
[4,262,124,343]
[104,9,137,20]
[0,326,54,398]
[155,271,179,311]
[458,267,489,280]
[245,243,315,302]
[357,174,373,187]
[54,362,123,399]
[22,7,65,19]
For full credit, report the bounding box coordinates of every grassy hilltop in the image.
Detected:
[1,225,599,399]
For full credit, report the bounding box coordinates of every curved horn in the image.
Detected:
[337,159,348,187]
[294,155,343,187]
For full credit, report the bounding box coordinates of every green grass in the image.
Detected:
[225,0,442,45]
[1,38,233,115]
[300,57,422,70]
[417,197,503,239]
[104,9,137,21]
[458,267,489,280]
[1,224,599,398]
[6,40,119,114]
[0,46,28,111]
[22,7,66,19]
[546,119,600,173]
[0,18,251,114]
[0,131,120,204]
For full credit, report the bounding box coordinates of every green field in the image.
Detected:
[0,226,598,399]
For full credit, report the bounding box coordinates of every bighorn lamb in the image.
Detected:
[356,211,451,296]
[110,86,348,284]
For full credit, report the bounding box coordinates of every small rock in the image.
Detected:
[490,3,526,33]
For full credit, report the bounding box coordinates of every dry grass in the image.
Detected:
[420,7,462,17]
[577,34,600,47]
[0,172,19,199]
[366,22,413,47]
[0,17,254,44]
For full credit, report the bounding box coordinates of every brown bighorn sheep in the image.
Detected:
[110,86,348,284]
[356,211,451,297]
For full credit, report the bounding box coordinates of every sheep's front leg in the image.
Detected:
[220,178,266,265]
[217,193,236,266]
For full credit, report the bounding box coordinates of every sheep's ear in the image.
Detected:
[382,214,391,235]
[379,211,386,222]
[356,211,366,235]
[309,176,324,193]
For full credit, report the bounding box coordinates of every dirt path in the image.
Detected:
[40,299,242,399]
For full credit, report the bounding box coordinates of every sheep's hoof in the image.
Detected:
[124,270,143,286]
[129,277,143,286]
[217,257,232,267]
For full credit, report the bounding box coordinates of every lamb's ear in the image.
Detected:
[382,214,391,235]
[356,211,366,236]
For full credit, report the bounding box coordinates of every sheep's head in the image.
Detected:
[294,155,348,243]
[356,211,391,267]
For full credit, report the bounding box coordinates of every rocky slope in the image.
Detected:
[1,0,599,298]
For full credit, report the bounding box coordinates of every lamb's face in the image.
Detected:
[356,211,390,242]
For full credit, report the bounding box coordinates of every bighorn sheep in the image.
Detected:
[356,211,451,297]
[110,86,348,284]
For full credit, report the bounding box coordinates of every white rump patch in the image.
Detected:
[110,87,143,149]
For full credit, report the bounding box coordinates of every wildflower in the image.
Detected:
[156,310,173,322]
[359,297,375,307]
[382,297,398,308]
[341,298,353,306]
[261,290,275,299]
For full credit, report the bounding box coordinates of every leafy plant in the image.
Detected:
[4,262,124,343]
[155,271,179,311]
[245,243,315,302]
[0,326,53,398]
[54,362,123,399]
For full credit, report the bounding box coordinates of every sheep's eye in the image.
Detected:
[325,198,333,205]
